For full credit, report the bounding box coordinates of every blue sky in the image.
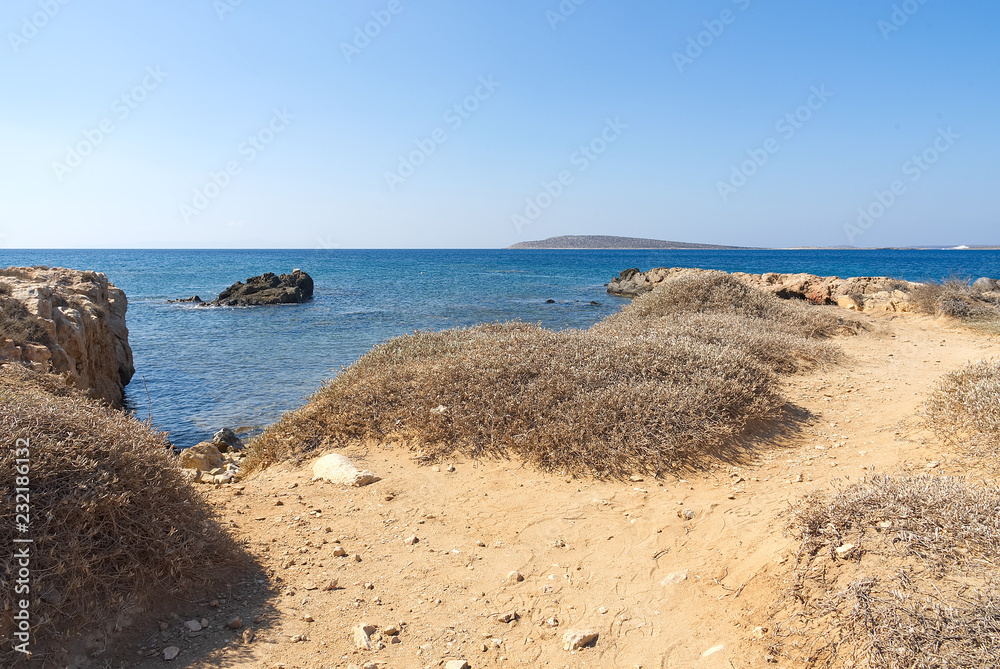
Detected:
[0,0,997,248]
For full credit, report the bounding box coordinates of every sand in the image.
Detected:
[128,312,999,669]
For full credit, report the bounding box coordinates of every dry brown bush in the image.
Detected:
[245,273,851,477]
[0,366,247,666]
[777,475,1000,668]
[925,359,1000,456]
[910,278,1000,322]
[0,295,52,349]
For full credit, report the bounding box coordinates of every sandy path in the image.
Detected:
[129,313,999,669]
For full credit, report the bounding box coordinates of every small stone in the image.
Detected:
[506,570,524,583]
[445,661,470,669]
[209,599,219,608]
[322,578,339,591]
[753,626,768,640]
[545,617,559,627]
[835,543,857,559]
[476,540,486,547]
[226,616,243,629]
[383,624,401,636]
[354,623,376,650]
[446,464,456,472]
[497,610,519,623]
[289,634,305,643]
[183,620,202,633]
[242,628,255,644]
[200,619,209,629]
[332,546,348,557]
[163,646,180,661]
[159,621,169,631]
[405,535,419,545]
[680,509,695,521]
[352,553,362,562]
[598,606,608,614]
[563,629,599,651]
[661,569,688,586]
[302,613,314,622]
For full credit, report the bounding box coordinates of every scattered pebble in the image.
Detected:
[163,646,180,661]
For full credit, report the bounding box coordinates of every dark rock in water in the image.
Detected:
[213,269,314,306]
[972,277,997,292]
[168,295,202,304]
[545,299,556,304]
[212,427,244,452]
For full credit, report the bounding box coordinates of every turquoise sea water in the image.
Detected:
[0,249,997,447]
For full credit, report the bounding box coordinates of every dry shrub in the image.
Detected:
[778,475,1000,668]
[910,278,1000,322]
[245,273,852,477]
[0,296,52,349]
[0,366,247,666]
[925,359,1000,455]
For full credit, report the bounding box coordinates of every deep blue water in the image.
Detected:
[1,248,998,447]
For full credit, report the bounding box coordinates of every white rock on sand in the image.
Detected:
[312,453,381,486]
[563,629,599,651]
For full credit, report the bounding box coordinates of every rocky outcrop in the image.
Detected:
[0,266,134,405]
[608,267,920,313]
[209,269,313,306]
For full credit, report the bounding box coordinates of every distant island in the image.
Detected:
[508,235,751,250]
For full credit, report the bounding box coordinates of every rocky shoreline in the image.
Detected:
[0,266,134,405]
[608,266,922,313]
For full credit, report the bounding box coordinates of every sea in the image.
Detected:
[1,248,998,448]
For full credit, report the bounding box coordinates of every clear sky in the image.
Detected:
[1,0,997,249]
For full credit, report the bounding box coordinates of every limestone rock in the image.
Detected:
[445,661,470,669]
[0,266,134,405]
[312,453,381,487]
[354,623,377,650]
[163,646,180,661]
[973,277,997,291]
[563,629,599,651]
[178,442,225,472]
[211,269,314,307]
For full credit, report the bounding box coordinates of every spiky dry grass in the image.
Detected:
[777,475,1000,668]
[925,359,1000,456]
[245,273,855,477]
[0,366,247,666]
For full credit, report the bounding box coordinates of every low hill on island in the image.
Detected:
[508,235,751,249]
